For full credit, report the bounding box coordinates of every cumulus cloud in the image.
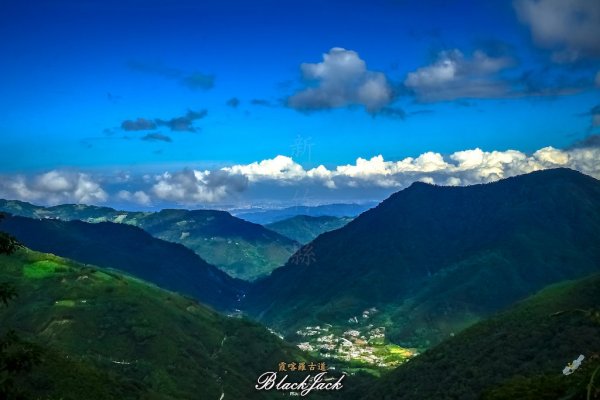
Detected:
[141,133,172,142]
[156,109,207,132]
[222,155,306,183]
[202,146,600,191]
[514,0,600,62]
[121,118,157,131]
[152,169,248,204]
[117,190,151,205]
[287,47,393,113]
[2,145,599,207]
[327,146,598,187]
[0,171,107,205]
[404,49,514,102]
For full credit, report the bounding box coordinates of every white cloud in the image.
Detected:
[201,146,600,195]
[533,146,570,165]
[404,49,514,102]
[566,147,600,177]
[514,0,600,62]
[445,177,462,186]
[287,48,393,112]
[151,168,248,204]
[37,171,72,192]
[418,176,435,185]
[0,170,107,205]
[334,155,399,188]
[117,190,151,205]
[2,145,599,207]
[306,165,336,188]
[222,155,305,183]
[216,146,600,190]
[393,152,450,173]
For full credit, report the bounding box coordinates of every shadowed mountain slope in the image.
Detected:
[244,169,600,347]
[0,215,246,310]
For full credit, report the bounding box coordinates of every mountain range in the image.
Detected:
[244,168,600,347]
[265,215,353,244]
[0,200,299,280]
[233,203,375,224]
[1,168,599,398]
[0,215,245,310]
[0,248,311,399]
[128,209,299,280]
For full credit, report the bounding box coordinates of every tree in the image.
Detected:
[0,213,20,302]
[0,214,20,306]
[0,231,20,256]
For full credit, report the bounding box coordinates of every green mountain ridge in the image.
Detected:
[265,215,353,244]
[139,208,299,280]
[363,273,600,400]
[244,168,600,347]
[0,200,299,281]
[3,249,597,399]
[0,248,310,399]
[1,169,599,398]
[0,215,245,311]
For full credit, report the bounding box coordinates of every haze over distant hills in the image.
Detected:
[129,209,299,280]
[245,168,600,346]
[233,203,376,225]
[0,200,299,281]
[265,215,353,244]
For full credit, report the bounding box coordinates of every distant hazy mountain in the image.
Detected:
[0,248,308,399]
[0,200,299,281]
[136,209,299,280]
[266,215,353,244]
[363,274,600,400]
[0,215,245,310]
[233,203,376,224]
[0,200,122,221]
[244,169,600,347]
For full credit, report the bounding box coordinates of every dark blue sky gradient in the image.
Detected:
[0,0,598,199]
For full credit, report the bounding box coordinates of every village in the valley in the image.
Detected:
[291,307,417,369]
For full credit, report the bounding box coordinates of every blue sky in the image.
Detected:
[1,0,599,208]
